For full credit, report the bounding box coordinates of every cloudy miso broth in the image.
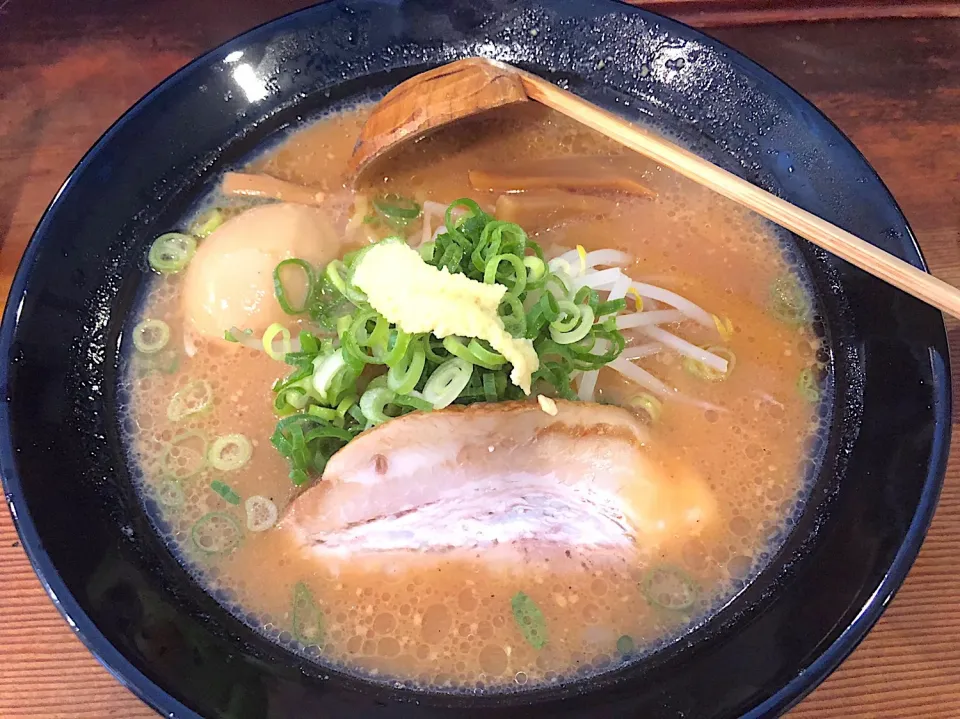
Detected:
[124,104,825,691]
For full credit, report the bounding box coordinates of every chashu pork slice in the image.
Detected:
[282,400,716,560]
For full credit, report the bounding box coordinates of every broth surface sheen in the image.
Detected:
[124,104,826,692]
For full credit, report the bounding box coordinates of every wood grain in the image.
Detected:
[0,3,958,718]
[635,1,960,27]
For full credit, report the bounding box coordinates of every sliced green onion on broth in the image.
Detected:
[682,347,736,382]
[188,207,224,238]
[511,591,548,650]
[148,232,196,274]
[798,366,821,402]
[630,393,663,423]
[770,275,811,326]
[373,194,421,229]
[155,479,184,508]
[132,319,170,354]
[210,479,241,505]
[292,581,325,645]
[209,434,253,471]
[167,380,213,422]
[245,495,278,532]
[191,512,242,554]
[162,432,208,480]
[642,565,697,611]
[224,327,253,343]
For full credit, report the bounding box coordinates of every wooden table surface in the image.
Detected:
[1,2,958,717]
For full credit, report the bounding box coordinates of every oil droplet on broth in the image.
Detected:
[125,102,822,692]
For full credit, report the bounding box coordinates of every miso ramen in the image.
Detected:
[123,104,826,691]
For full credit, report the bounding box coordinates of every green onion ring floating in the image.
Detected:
[167,380,213,422]
[188,207,224,238]
[191,512,243,555]
[148,232,196,274]
[162,431,208,480]
[132,319,170,354]
[209,434,253,471]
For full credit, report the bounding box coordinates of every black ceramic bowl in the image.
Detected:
[0,1,951,717]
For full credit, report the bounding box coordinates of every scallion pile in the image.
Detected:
[265,198,629,485]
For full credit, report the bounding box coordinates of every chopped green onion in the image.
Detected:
[798,366,821,402]
[596,298,627,317]
[209,434,253,471]
[273,259,315,315]
[642,565,697,611]
[167,380,213,422]
[511,591,548,650]
[245,495,278,532]
[682,346,735,382]
[307,405,339,421]
[552,300,581,332]
[299,331,320,355]
[340,309,388,365]
[616,635,635,655]
[191,512,242,554]
[141,348,181,376]
[148,232,196,274]
[132,319,170,354]
[770,275,811,326]
[387,337,426,395]
[482,372,499,402]
[189,207,224,238]
[274,386,307,415]
[373,194,421,229]
[224,327,253,343]
[441,336,505,370]
[498,292,527,337]
[382,327,412,366]
[264,198,640,483]
[523,256,547,285]
[324,259,349,297]
[630,393,662,423]
[292,581,325,645]
[484,254,527,296]
[270,414,359,486]
[262,323,292,361]
[162,431,208,480]
[312,349,359,404]
[155,479,184,508]
[550,305,595,345]
[393,392,433,412]
[210,479,241,505]
[423,357,473,409]
[423,336,449,364]
[359,386,397,425]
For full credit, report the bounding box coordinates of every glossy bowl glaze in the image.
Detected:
[0,1,951,717]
